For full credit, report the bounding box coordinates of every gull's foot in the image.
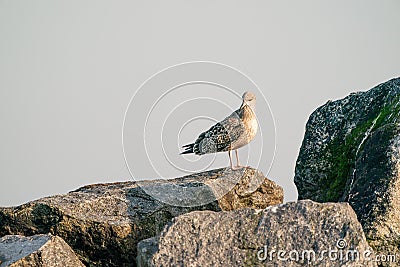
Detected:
[230,165,247,170]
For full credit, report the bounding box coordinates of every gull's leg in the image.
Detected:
[235,149,245,169]
[235,149,241,167]
[228,150,234,169]
[229,150,242,170]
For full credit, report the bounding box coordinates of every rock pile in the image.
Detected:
[2,77,399,266]
[0,167,282,266]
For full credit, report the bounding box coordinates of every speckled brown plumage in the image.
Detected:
[181,92,258,169]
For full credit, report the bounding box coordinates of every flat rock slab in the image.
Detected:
[0,167,282,266]
[139,200,377,267]
[0,234,84,267]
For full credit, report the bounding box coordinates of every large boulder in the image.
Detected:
[0,167,282,266]
[294,77,400,260]
[138,200,376,267]
[0,234,84,267]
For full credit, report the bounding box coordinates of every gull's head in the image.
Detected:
[242,91,256,109]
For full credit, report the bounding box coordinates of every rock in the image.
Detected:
[207,167,283,211]
[0,234,84,267]
[0,167,282,266]
[136,237,158,267]
[350,124,400,265]
[294,77,400,261]
[138,200,376,267]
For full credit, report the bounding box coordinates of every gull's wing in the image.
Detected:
[191,110,245,155]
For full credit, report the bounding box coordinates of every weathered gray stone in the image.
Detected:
[138,200,376,267]
[0,234,84,267]
[136,237,158,267]
[294,77,400,264]
[0,167,282,266]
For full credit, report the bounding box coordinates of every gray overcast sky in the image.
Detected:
[1,0,399,206]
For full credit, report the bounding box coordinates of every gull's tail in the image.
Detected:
[180,143,194,154]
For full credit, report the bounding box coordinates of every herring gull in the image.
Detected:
[181,91,258,170]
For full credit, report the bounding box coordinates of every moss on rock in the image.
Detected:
[321,94,400,202]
